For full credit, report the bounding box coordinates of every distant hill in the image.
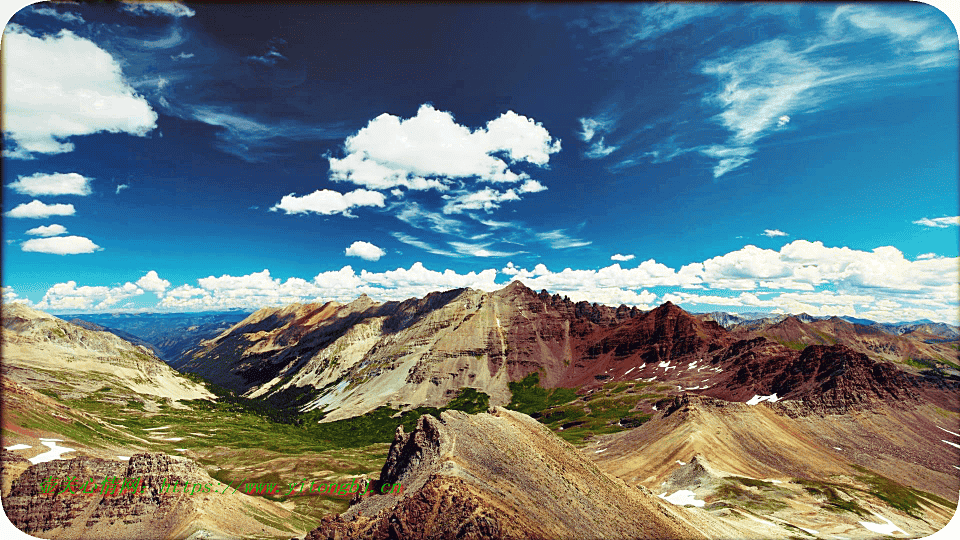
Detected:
[59,310,251,361]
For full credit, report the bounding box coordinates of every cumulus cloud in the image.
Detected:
[25,224,67,237]
[777,115,791,127]
[21,236,101,255]
[913,216,959,228]
[36,280,142,311]
[345,241,386,261]
[6,200,75,219]
[121,1,195,18]
[116,184,130,194]
[2,286,32,305]
[328,104,560,191]
[611,253,635,261]
[516,179,546,193]
[2,25,157,158]
[135,270,171,296]
[762,229,789,237]
[8,172,92,196]
[31,237,960,323]
[270,189,385,217]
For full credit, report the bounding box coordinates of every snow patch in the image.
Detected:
[117,456,130,460]
[28,440,75,464]
[595,448,607,453]
[941,439,960,449]
[143,426,171,431]
[652,404,658,410]
[163,437,184,442]
[175,448,188,452]
[746,393,779,405]
[624,367,636,375]
[658,490,705,507]
[937,426,960,438]
[676,460,686,465]
[4,444,31,451]
[858,515,904,536]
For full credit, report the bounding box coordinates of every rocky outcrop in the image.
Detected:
[305,408,707,540]
[2,453,297,540]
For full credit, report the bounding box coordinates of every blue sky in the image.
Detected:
[2,2,959,324]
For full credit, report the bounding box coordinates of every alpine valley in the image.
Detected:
[2,282,958,539]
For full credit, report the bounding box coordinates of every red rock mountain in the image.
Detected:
[177,282,958,421]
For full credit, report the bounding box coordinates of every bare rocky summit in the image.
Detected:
[305,407,709,540]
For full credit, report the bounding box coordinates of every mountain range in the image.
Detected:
[2,281,958,539]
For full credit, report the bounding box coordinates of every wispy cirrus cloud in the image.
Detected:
[31,6,85,24]
[390,232,460,258]
[121,2,196,19]
[913,216,959,228]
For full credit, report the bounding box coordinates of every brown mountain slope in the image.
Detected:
[1,304,212,404]
[304,407,716,540]
[588,394,959,538]
[739,315,959,371]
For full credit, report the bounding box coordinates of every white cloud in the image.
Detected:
[578,116,615,142]
[170,52,195,61]
[391,232,460,258]
[31,6,84,23]
[8,172,92,196]
[121,2,195,18]
[6,200,75,219]
[345,241,386,261]
[30,237,960,323]
[2,25,157,158]
[762,229,789,237]
[328,104,560,191]
[270,189,385,217]
[2,286,29,305]
[518,179,548,193]
[395,203,463,234]
[611,253,635,261]
[777,115,791,127]
[448,241,520,258]
[190,106,345,162]
[579,4,721,52]
[915,252,938,260]
[585,138,619,158]
[536,229,592,249]
[247,50,286,66]
[22,236,101,255]
[913,216,959,228]
[25,224,68,237]
[442,187,521,214]
[37,280,142,311]
[135,271,171,296]
[116,184,130,194]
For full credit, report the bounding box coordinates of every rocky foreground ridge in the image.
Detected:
[305,407,713,540]
[2,452,297,540]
